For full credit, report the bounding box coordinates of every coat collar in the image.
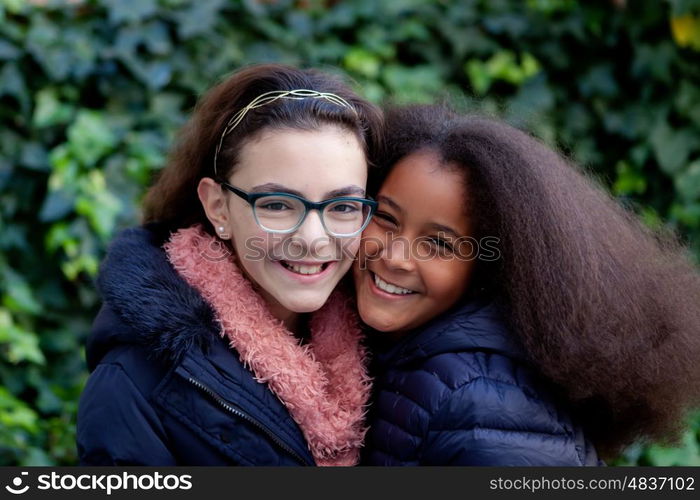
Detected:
[372,298,528,369]
[87,223,219,371]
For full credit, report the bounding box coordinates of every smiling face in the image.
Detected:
[200,125,367,322]
[353,150,476,336]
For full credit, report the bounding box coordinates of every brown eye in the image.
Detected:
[429,236,454,252]
[373,211,398,229]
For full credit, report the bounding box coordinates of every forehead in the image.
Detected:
[230,126,367,194]
[380,151,471,235]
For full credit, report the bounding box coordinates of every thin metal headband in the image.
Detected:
[213,89,359,177]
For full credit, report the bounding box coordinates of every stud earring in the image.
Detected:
[217,226,229,240]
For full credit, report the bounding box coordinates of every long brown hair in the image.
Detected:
[142,64,383,233]
[376,104,700,459]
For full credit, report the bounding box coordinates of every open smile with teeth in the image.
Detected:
[281,261,330,275]
[372,272,416,295]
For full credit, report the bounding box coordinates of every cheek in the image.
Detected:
[359,225,386,261]
[228,211,260,244]
[358,238,379,263]
[423,260,474,303]
[230,219,273,265]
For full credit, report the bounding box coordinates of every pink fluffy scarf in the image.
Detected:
[163,224,371,466]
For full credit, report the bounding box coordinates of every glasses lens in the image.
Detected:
[322,200,372,236]
[253,195,305,231]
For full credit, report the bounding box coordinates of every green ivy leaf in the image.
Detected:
[466,51,542,94]
[0,386,39,432]
[66,111,117,167]
[48,146,79,195]
[578,64,618,98]
[465,59,492,95]
[131,60,173,90]
[7,327,46,365]
[671,201,700,226]
[675,160,700,202]
[19,143,49,172]
[32,89,73,128]
[173,0,226,39]
[25,16,70,81]
[650,119,698,174]
[343,48,381,79]
[0,62,28,111]
[0,309,45,365]
[0,0,26,15]
[506,75,555,126]
[44,222,72,255]
[20,447,54,466]
[39,189,75,223]
[675,80,700,125]
[613,161,647,196]
[101,0,158,24]
[1,269,42,315]
[382,65,444,103]
[75,170,122,240]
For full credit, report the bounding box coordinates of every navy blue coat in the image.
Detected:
[77,224,315,465]
[361,300,602,466]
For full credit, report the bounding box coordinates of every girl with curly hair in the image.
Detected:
[356,104,700,465]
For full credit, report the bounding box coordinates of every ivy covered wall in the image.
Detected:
[1,0,699,465]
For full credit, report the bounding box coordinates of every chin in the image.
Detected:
[358,307,400,333]
[368,322,397,333]
[280,294,330,314]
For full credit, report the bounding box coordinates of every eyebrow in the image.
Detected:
[427,223,461,240]
[376,195,404,213]
[250,183,366,199]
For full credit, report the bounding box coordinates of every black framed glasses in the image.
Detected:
[220,182,378,237]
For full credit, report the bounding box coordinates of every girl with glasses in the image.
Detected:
[77,64,382,466]
[355,104,700,465]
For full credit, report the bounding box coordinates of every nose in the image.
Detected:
[289,209,330,253]
[382,234,416,273]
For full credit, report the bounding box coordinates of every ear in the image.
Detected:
[197,177,230,238]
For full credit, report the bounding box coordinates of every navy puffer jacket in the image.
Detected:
[361,300,602,466]
[77,224,314,465]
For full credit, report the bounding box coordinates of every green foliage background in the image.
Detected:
[1,0,700,465]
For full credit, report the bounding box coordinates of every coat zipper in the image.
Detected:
[187,377,310,465]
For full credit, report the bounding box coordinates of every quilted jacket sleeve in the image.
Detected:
[421,373,590,466]
[77,360,176,465]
